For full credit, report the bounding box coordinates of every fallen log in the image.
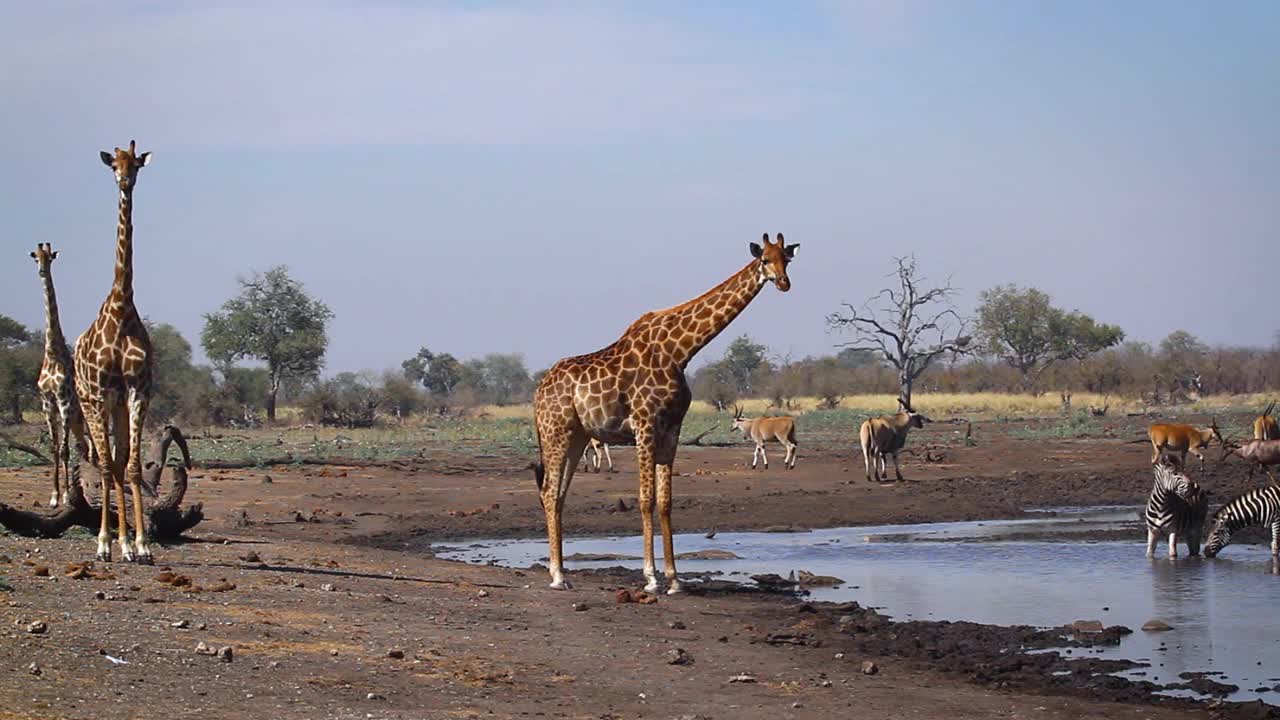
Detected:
[0,431,50,464]
[0,425,202,541]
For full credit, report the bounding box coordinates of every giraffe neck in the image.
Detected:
[112,187,135,301]
[40,270,68,360]
[658,260,766,369]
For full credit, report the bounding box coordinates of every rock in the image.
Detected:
[94,591,106,601]
[675,549,740,560]
[666,648,692,666]
[320,583,336,592]
[32,566,49,577]
[796,570,845,586]
[217,646,233,663]
[194,642,217,656]
[28,662,41,676]
[477,589,490,598]
[387,649,405,659]
[26,621,47,634]
[572,603,589,612]
[171,619,189,629]
[669,620,687,630]
[260,474,273,484]
[727,674,757,683]
[818,679,833,687]
[1142,619,1174,632]
[634,591,658,605]
[1070,620,1104,633]
[615,589,634,604]
[366,692,386,701]
[861,660,879,675]
[330,649,339,656]
[240,551,261,563]
[196,623,207,631]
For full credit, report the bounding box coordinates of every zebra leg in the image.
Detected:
[1146,528,1158,559]
[1168,531,1178,559]
[1271,522,1279,556]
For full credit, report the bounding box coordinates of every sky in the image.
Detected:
[1,1,1277,375]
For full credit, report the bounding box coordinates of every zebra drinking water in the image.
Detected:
[1203,485,1280,558]
[1145,461,1209,558]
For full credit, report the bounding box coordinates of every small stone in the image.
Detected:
[615,589,634,604]
[268,661,281,669]
[320,583,335,592]
[818,679,833,687]
[666,648,692,666]
[1142,619,1174,632]
[861,660,879,675]
[834,652,845,659]
[572,603,589,612]
[727,673,757,683]
[171,619,189,629]
[387,649,405,659]
[330,649,339,656]
[94,590,106,601]
[669,620,687,630]
[240,551,261,563]
[1070,620,1104,633]
[477,589,489,598]
[217,646,233,663]
[366,692,386,701]
[26,621,47,635]
[27,662,41,676]
[194,642,217,656]
[196,623,207,631]
[260,474,273,484]
[32,566,49,577]
[792,702,803,709]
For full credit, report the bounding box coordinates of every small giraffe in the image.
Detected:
[533,233,798,592]
[30,243,90,508]
[74,140,155,563]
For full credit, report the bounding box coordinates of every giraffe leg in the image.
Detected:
[57,398,77,506]
[83,403,114,561]
[634,429,659,593]
[126,390,152,564]
[42,396,61,508]
[655,436,681,594]
[111,404,134,562]
[67,410,90,504]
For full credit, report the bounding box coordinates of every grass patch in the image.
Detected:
[0,577,11,593]
[1009,411,1105,440]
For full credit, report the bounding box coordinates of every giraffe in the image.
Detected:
[30,243,90,508]
[74,140,155,563]
[532,233,798,593]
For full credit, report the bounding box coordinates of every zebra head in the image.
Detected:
[1203,515,1232,558]
[1154,461,1193,498]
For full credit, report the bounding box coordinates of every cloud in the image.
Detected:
[1,2,813,149]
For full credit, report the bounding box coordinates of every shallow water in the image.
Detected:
[436,507,1280,705]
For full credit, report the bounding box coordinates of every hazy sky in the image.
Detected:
[2,2,1276,375]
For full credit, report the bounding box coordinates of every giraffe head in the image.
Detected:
[750,233,799,292]
[99,140,151,190]
[29,242,59,278]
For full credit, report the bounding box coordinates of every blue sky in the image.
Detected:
[2,1,1276,373]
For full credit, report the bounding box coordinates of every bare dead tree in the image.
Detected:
[827,256,972,409]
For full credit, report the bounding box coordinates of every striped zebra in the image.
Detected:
[1203,485,1280,558]
[1145,462,1209,558]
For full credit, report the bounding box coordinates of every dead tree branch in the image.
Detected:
[0,431,50,464]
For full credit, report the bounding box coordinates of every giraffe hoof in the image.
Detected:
[643,580,660,594]
[548,578,573,590]
[666,580,684,595]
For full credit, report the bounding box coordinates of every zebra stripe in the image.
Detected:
[1204,485,1280,558]
[1145,463,1208,558]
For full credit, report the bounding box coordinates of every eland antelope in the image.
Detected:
[859,399,930,482]
[730,406,798,470]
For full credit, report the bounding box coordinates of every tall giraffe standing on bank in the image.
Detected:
[533,233,798,593]
[30,243,90,508]
[74,141,155,563]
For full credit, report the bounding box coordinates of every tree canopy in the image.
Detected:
[976,284,1124,390]
[201,266,333,421]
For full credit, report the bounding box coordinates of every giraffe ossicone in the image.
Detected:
[532,233,798,593]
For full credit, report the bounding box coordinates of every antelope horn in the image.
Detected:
[1265,400,1276,417]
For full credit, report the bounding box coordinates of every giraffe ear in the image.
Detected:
[29,251,37,259]
[100,151,115,168]
[750,242,763,259]
[138,152,152,167]
[51,250,59,260]
[784,243,799,259]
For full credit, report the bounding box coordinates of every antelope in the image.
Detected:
[1254,400,1278,440]
[1147,418,1222,474]
[860,399,930,482]
[730,405,798,470]
[582,438,614,473]
[1220,438,1280,483]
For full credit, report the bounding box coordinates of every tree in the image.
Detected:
[827,256,973,409]
[0,316,40,424]
[720,335,769,395]
[477,353,532,406]
[975,284,1124,392]
[146,321,201,424]
[201,266,333,422]
[402,348,463,399]
[1158,330,1208,399]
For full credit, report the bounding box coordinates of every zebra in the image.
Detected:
[1203,485,1280,558]
[1144,461,1209,558]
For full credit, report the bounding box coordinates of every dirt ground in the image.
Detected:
[0,414,1275,719]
